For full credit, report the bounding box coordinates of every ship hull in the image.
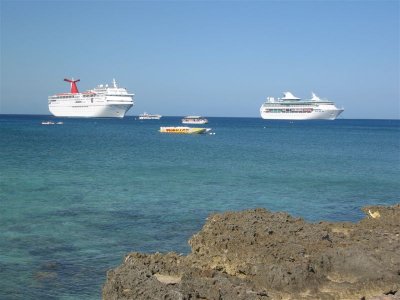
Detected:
[260,108,343,120]
[49,103,133,118]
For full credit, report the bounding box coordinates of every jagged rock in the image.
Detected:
[103,204,400,299]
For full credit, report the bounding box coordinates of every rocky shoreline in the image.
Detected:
[103,204,400,299]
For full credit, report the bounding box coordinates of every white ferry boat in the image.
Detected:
[139,112,162,120]
[48,78,134,118]
[260,92,343,120]
[182,116,208,124]
[160,127,211,134]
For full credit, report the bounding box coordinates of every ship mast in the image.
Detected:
[112,78,118,88]
[64,78,80,94]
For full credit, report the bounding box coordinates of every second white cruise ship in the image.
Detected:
[48,78,134,118]
[260,92,343,120]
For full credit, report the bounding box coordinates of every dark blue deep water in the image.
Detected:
[1,115,399,299]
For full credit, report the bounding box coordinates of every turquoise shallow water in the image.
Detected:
[1,115,399,299]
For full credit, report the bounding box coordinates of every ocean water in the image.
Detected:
[0,115,399,299]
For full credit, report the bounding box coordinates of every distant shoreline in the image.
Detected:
[0,114,399,121]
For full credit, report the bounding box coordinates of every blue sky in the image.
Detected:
[1,0,399,118]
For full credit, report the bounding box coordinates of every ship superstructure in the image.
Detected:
[260,92,343,120]
[48,78,134,118]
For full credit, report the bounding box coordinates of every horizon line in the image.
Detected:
[0,113,399,121]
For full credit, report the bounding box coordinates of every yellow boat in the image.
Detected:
[159,126,210,134]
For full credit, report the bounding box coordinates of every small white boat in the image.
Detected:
[41,121,55,125]
[159,126,211,134]
[56,122,64,125]
[138,112,162,120]
[182,116,208,124]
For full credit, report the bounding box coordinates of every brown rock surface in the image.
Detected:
[102,204,400,299]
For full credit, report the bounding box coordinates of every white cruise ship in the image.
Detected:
[48,78,134,118]
[260,92,343,120]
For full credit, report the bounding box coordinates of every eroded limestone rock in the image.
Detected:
[103,204,400,299]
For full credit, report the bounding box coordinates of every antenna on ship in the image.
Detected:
[64,78,80,94]
[112,78,118,88]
